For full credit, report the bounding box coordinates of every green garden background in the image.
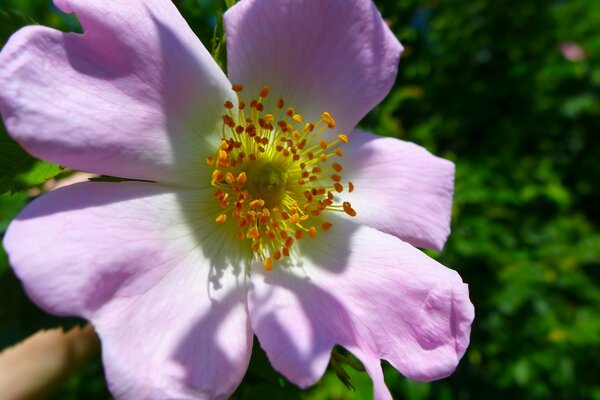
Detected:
[1,0,599,398]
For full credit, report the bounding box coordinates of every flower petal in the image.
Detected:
[248,217,473,397]
[342,129,455,251]
[4,182,252,399]
[0,0,233,185]
[224,0,403,133]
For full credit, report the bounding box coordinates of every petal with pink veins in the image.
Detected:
[248,217,473,399]
[342,129,455,251]
[4,182,252,399]
[225,0,403,134]
[0,0,232,186]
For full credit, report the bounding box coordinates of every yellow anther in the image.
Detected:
[218,150,228,161]
[293,114,303,124]
[250,199,265,208]
[338,134,349,144]
[264,257,273,271]
[215,214,227,224]
[225,172,235,184]
[322,112,336,128]
[264,114,275,122]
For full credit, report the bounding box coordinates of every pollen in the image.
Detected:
[207,84,357,270]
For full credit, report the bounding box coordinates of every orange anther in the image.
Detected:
[289,214,300,224]
[225,172,235,184]
[334,182,343,193]
[259,85,270,98]
[277,98,284,109]
[232,83,244,92]
[322,112,336,128]
[274,250,282,261]
[343,201,357,217]
[322,222,333,231]
[283,247,290,257]
[285,237,294,248]
[247,226,261,239]
[212,170,224,183]
[295,230,303,240]
[280,230,289,239]
[335,148,344,157]
[319,139,328,150]
[215,214,227,224]
[264,257,273,271]
[308,226,317,238]
[206,156,214,166]
[286,108,295,117]
[236,172,247,185]
[332,163,343,172]
[331,174,342,182]
[348,181,354,192]
[224,100,234,109]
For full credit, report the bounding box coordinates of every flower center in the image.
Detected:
[208,84,357,271]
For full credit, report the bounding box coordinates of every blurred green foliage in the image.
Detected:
[1,0,599,399]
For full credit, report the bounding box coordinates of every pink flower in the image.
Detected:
[559,41,586,62]
[0,0,474,399]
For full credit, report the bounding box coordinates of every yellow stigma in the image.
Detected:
[208,84,357,271]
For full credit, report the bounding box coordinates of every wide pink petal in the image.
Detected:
[342,129,455,251]
[248,217,473,398]
[224,0,403,134]
[0,0,233,185]
[4,182,251,399]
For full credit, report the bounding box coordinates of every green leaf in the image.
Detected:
[210,0,236,73]
[0,125,62,195]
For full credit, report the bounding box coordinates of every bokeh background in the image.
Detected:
[1,0,599,399]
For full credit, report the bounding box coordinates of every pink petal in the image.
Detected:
[4,182,252,399]
[0,0,233,185]
[343,129,455,251]
[224,0,403,134]
[248,217,473,398]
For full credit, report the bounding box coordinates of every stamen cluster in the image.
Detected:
[208,84,357,270]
